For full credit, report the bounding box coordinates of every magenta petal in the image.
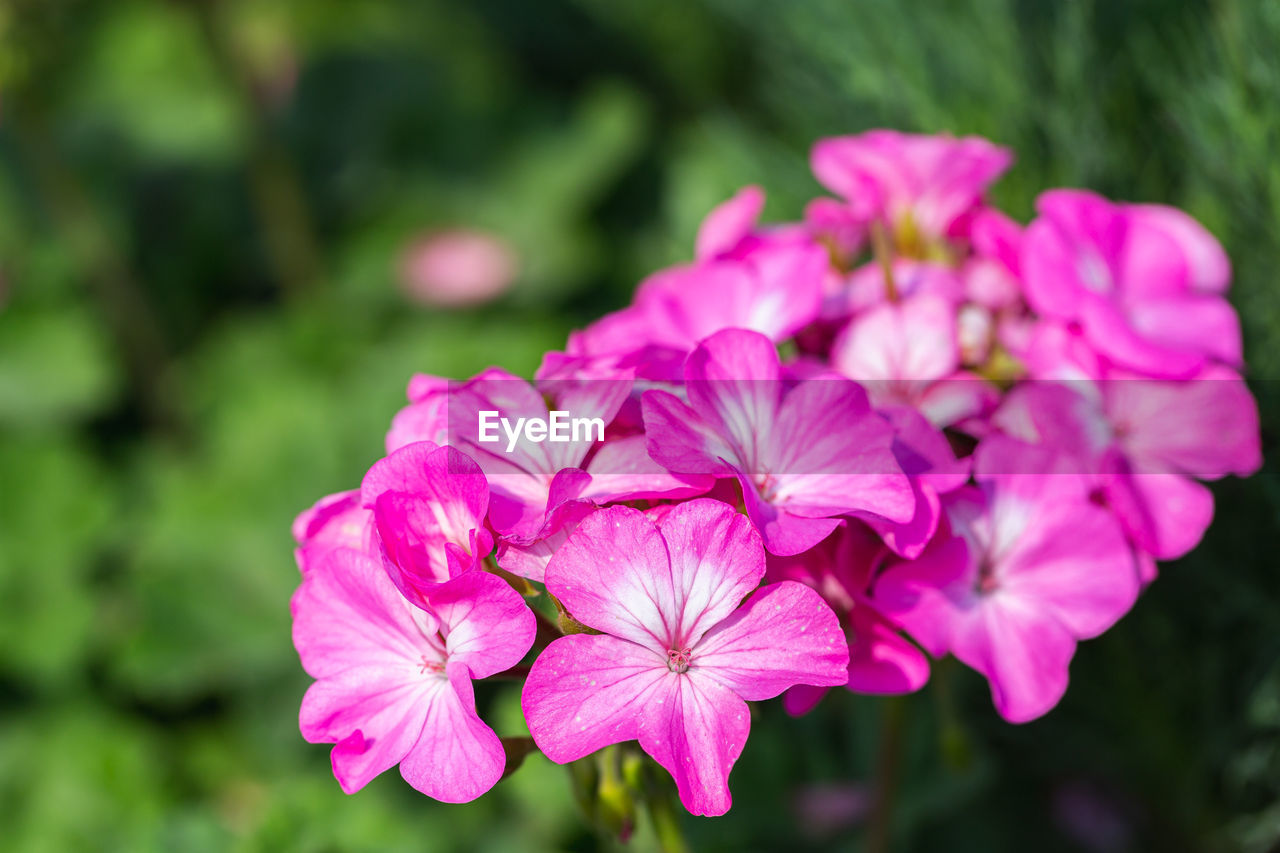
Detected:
[1110,369,1261,480]
[782,684,830,717]
[696,185,765,260]
[292,548,437,680]
[397,663,506,802]
[521,634,668,763]
[583,434,717,503]
[293,490,372,574]
[844,607,931,695]
[694,581,849,701]
[737,472,843,557]
[322,682,436,794]
[1125,296,1242,367]
[427,572,535,679]
[362,444,490,596]
[653,500,766,643]
[998,498,1139,639]
[544,505,676,650]
[641,389,738,477]
[638,673,750,817]
[1105,470,1214,561]
[952,600,1075,724]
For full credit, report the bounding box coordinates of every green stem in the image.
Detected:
[869,220,899,302]
[868,695,907,853]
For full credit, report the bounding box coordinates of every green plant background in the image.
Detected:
[1,1,1277,850]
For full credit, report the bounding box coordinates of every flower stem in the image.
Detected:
[868,695,907,853]
[869,220,899,302]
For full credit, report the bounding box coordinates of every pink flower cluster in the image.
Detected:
[291,130,1261,817]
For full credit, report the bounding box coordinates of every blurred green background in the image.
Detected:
[1,0,1278,850]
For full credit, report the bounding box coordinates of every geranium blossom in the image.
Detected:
[291,128,1261,826]
[293,548,534,801]
[642,328,916,555]
[873,441,1140,722]
[1021,189,1240,377]
[522,501,848,815]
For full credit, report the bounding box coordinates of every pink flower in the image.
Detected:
[811,130,1012,243]
[293,548,534,801]
[642,328,916,556]
[830,292,998,427]
[1021,189,1240,377]
[360,442,493,604]
[873,442,1140,723]
[991,368,1261,565]
[521,501,848,816]
[397,229,517,307]
[767,522,931,715]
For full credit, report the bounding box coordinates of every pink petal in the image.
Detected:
[544,505,678,650]
[844,607,931,695]
[319,681,437,794]
[1126,204,1230,294]
[654,500,767,645]
[1124,295,1242,367]
[397,663,506,802]
[292,490,372,574]
[996,496,1139,639]
[581,434,716,503]
[1104,469,1214,561]
[1109,368,1261,479]
[694,581,848,700]
[521,634,668,763]
[638,672,750,816]
[292,548,437,680]
[427,571,535,679]
[362,444,491,598]
[696,185,765,260]
[952,598,1076,724]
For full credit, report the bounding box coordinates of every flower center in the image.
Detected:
[418,655,446,676]
[666,647,693,674]
[976,559,999,595]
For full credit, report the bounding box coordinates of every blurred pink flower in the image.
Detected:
[398,229,518,307]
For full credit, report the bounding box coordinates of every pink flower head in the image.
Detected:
[811,130,1012,244]
[521,501,848,815]
[830,292,998,427]
[360,442,493,604]
[293,490,373,574]
[874,440,1141,722]
[397,228,517,307]
[642,328,916,556]
[991,368,1261,564]
[293,548,534,801]
[767,522,931,715]
[1021,189,1240,377]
